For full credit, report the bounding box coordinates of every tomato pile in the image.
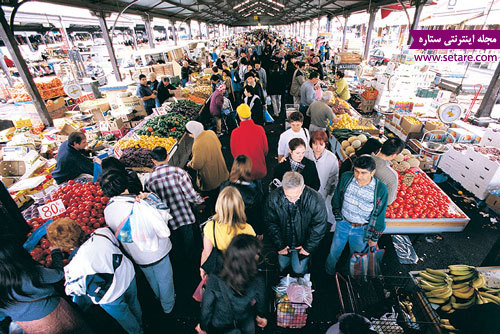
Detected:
[26,180,110,267]
[385,170,466,219]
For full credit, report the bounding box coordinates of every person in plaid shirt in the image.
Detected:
[144,147,204,263]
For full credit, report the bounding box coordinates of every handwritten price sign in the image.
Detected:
[37,199,66,220]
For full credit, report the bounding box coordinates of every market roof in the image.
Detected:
[28,0,402,26]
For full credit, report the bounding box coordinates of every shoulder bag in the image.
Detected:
[201,221,224,275]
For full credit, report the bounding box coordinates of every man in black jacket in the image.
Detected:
[265,171,327,275]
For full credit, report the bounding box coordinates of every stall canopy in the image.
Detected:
[27,0,402,26]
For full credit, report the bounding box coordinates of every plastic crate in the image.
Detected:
[276,301,308,329]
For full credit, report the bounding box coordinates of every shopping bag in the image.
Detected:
[350,245,385,278]
[367,245,385,277]
[264,109,274,123]
[192,275,208,302]
[92,162,102,182]
[349,248,369,278]
[129,199,169,251]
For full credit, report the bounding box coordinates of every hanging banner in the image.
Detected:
[410,30,500,49]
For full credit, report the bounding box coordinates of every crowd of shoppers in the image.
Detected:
[4,32,395,334]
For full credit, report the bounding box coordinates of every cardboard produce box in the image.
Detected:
[401,116,422,134]
[425,121,447,132]
[79,98,110,114]
[0,160,26,177]
[486,193,500,215]
[117,95,147,117]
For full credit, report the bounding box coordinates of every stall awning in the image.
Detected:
[464,10,500,26]
[419,12,481,26]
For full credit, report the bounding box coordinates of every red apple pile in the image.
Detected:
[26,180,110,266]
[385,169,466,220]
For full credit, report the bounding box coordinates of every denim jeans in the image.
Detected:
[100,277,143,334]
[182,78,188,87]
[278,249,309,275]
[271,95,282,116]
[325,220,367,275]
[140,254,175,313]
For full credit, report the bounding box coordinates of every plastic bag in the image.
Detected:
[391,235,418,264]
[287,283,313,307]
[129,199,170,251]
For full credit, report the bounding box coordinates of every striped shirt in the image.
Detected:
[341,177,376,225]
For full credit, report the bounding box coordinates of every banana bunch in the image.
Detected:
[418,268,453,305]
[440,318,457,331]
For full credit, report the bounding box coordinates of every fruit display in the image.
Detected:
[340,134,369,157]
[136,113,189,139]
[119,148,154,168]
[386,169,466,219]
[329,113,376,131]
[391,149,421,172]
[472,145,500,163]
[192,85,212,99]
[330,97,350,115]
[26,180,110,267]
[117,135,176,151]
[416,265,499,332]
[188,94,206,105]
[168,99,202,119]
[404,116,421,125]
[10,77,65,102]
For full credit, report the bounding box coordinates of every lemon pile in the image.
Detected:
[330,114,376,130]
[117,136,176,151]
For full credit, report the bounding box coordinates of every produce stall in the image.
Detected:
[410,265,500,333]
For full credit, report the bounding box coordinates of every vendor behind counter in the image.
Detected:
[51,132,100,185]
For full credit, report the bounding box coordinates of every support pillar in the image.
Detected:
[408,0,425,45]
[144,18,155,48]
[342,14,349,52]
[171,20,178,45]
[130,26,138,50]
[187,20,192,40]
[205,23,209,39]
[97,13,122,82]
[476,61,500,118]
[0,7,52,126]
[363,8,377,60]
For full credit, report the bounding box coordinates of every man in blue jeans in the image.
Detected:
[266,172,327,275]
[325,155,388,275]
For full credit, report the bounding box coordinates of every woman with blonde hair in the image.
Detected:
[200,186,256,279]
[220,155,264,236]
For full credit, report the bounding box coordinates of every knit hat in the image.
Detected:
[236,104,251,119]
[185,121,204,139]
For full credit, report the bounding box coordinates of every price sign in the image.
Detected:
[114,145,123,159]
[38,199,66,220]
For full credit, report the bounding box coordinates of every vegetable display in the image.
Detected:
[119,148,154,168]
[385,169,466,219]
[136,113,188,139]
[26,181,110,267]
[168,100,202,119]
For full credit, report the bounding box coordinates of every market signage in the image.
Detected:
[410,30,500,49]
[38,199,66,220]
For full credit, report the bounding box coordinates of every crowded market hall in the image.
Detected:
[1,0,500,333]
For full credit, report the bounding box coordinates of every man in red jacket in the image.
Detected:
[230,104,269,181]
